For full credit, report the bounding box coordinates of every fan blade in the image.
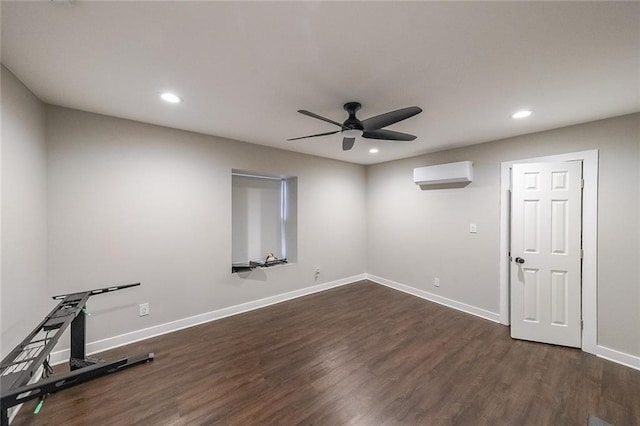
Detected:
[361,106,422,130]
[362,129,416,141]
[298,110,347,129]
[287,130,341,141]
[342,137,356,151]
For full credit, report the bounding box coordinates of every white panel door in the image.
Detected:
[510,161,582,347]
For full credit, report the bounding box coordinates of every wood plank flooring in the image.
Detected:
[12,281,640,425]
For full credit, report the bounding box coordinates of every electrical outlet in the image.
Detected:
[469,223,477,233]
[139,303,150,317]
[314,267,321,279]
[433,277,440,287]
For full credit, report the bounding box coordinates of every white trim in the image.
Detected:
[596,345,640,372]
[499,149,598,354]
[367,274,500,323]
[50,274,366,365]
[42,269,640,378]
[499,165,511,325]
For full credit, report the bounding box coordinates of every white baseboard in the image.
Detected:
[50,274,366,365]
[366,274,501,323]
[366,275,640,372]
[596,345,640,371]
[47,273,640,376]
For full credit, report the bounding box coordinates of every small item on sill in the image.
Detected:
[232,256,288,273]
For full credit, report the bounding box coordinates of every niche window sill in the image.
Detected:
[232,258,288,273]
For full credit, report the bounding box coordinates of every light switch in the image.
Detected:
[469,223,477,233]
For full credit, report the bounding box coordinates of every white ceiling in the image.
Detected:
[2,1,639,165]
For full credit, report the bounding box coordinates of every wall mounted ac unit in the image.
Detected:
[413,161,473,186]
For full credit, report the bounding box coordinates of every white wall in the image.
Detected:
[2,65,637,364]
[45,106,367,348]
[231,175,284,263]
[367,113,640,357]
[1,66,49,357]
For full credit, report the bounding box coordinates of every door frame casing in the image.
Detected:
[499,149,598,355]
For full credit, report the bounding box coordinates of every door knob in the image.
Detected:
[515,257,525,264]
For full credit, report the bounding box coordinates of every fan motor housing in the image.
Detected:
[343,102,363,130]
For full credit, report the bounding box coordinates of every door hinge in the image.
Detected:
[580,249,584,259]
[581,320,584,330]
[581,178,584,189]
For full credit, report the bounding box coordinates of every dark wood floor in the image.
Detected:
[13,281,640,425]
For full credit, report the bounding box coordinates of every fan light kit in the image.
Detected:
[288,102,422,151]
[160,92,182,103]
[343,129,363,138]
[512,110,532,119]
[369,148,379,154]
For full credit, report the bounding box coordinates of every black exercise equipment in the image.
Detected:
[1,283,154,425]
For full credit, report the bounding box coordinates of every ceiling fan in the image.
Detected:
[287,102,422,151]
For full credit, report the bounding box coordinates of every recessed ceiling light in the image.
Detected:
[160,92,182,104]
[512,110,532,119]
[369,148,379,154]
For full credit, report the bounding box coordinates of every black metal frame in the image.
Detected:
[232,258,288,273]
[1,283,153,425]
